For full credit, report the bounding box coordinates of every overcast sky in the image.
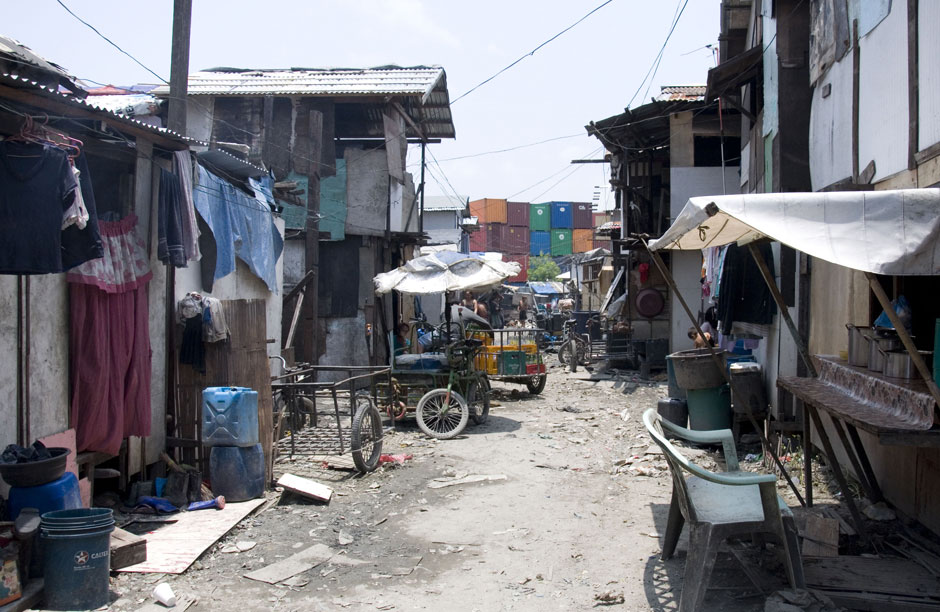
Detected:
[6,0,719,209]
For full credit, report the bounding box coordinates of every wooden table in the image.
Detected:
[778,365,940,539]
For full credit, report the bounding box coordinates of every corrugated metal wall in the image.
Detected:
[572,229,593,253]
[551,229,572,255]
[469,226,486,252]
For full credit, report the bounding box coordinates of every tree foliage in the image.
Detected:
[527,254,561,282]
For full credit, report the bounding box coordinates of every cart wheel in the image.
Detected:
[467,379,491,425]
[525,374,547,395]
[351,397,383,473]
[416,389,469,440]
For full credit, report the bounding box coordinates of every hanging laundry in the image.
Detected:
[67,214,152,456]
[61,152,104,269]
[158,167,187,267]
[174,150,201,262]
[61,165,88,230]
[192,165,283,293]
[202,296,230,343]
[0,142,102,273]
[715,243,776,334]
[177,292,206,372]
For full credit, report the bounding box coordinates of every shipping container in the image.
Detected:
[572,202,593,229]
[485,223,508,251]
[505,226,530,254]
[530,230,551,256]
[469,225,486,251]
[507,201,530,227]
[469,198,507,224]
[572,229,594,253]
[550,202,573,228]
[551,229,573,255]
[504,254,528,283]
[529,203,551,231]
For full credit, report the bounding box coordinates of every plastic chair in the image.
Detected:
[642,408,804,611]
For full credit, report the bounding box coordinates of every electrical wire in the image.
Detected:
[450,0,616,104]
[54,0,168,84]
[627,0,690,108]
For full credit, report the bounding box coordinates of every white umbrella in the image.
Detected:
[374,251,522,295]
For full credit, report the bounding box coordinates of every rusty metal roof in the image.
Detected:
[655,85,706,102]
[152,66,455,139]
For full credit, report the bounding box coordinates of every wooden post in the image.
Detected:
[167,0,192,135]
[747,243,818,378]
[300,110,323,364]
[644,242,806,506]
[852,19,860,182]
[866,272,940,410]
[908,0,919,171]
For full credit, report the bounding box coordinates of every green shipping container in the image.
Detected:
[551,229,572,255]
[530,203,551,231]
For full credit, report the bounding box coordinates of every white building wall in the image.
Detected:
[858,0,909,182]
[918,1,940,152]
[810,57,854,190]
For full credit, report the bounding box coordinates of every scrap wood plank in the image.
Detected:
[804,556,940,597]
[118,498,265,574]
[244,543,365,584]
[818,590,940,612]
[277,473,333,502]
[801,515,839,558]
[110,526,147,570]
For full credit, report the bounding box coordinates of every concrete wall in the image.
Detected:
[669,167,741,219]
[345,147,388,237]
[668,250,702,353]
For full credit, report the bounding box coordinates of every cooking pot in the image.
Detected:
[846,324,871,367]
[868,333,901,372]
[879,348,933,379]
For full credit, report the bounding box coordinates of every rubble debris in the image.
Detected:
[593,590,625,605]
[763,588,844,612]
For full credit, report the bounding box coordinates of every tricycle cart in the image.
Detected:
[472,327,547,394]
[271,365,391,473]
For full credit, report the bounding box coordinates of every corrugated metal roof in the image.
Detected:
[153,66,445,99]
[655,85,706,102]
[0,72,197,148]
[152,65,455,139]
[423,195,467,211]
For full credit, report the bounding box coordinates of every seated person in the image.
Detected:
[416,328,436,354]
[393,323,411,356]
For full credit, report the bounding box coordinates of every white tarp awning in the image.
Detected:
[374,251,521,295]
[648,188,940,276]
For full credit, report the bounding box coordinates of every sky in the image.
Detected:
[5,0,720,210]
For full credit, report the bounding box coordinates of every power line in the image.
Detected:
[413,132,584,165]
[450,0,616,104]
[54,0,168,84]
[627,0,689,109]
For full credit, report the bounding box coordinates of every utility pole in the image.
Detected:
[167,0,192,134]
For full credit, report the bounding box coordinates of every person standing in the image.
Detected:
[518,296,529,323]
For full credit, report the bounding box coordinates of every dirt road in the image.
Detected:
[112,364,795,611]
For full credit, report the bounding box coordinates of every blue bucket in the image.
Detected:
[40,508,114,610]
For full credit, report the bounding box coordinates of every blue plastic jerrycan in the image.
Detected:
[202,386,259,447]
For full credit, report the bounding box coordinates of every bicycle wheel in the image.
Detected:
[351,396,383,473]
[558,341,572,366]
[467,379,491,425]
[525,374,547,395]
[568,335,578,373]
[416,389,469,439]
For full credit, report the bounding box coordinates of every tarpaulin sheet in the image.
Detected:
[648,189,940,275]
[374,251,521,295]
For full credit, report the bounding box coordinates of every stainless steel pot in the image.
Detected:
[846,324,871,367]
[880,348,933,379]
[868,333,901,371]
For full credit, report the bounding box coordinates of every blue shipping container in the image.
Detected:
[551,202,572,228]
[202,387,259,447]
[530,230,551,256]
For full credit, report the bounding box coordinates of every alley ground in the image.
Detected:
[109,362,810,612]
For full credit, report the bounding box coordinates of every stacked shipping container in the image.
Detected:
[507,201,529,227]
[530,203,550,231]
[550,202,572,228]
[551,229,572,255]
[469,198,507,224]
[503,254,528,283]
[530,230,550,256]
[572,229,593,253]
[505,226,529,254]
[572,202,593,228]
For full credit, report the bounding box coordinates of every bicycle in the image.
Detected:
[558,318,588,372]
[415,337,489,439]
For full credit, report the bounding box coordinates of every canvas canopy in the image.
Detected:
[374,251,521,295]
[648,188,940,276]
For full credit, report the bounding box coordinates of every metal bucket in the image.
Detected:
[846,324,871,367]
[868,333,901,372]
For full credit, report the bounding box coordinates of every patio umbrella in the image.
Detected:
[374,251,522,296]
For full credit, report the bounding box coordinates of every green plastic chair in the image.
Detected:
[642,408,804,611]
